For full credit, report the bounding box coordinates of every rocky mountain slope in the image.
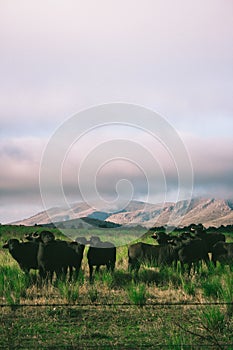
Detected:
[11,198,233,228]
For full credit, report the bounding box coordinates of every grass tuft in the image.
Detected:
[0,266,29,305]
[180,276,196,296]
[57,280,79,304]
[201,276,223,299]
[88,286,98,303]
[127,283,147,306]
[201,306,226,333]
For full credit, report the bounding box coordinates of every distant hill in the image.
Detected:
[41,216,121,229]
[11,198,233,228]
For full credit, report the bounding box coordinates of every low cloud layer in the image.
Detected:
[0,132,232,223]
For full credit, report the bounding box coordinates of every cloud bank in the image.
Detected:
[1,131,232,223]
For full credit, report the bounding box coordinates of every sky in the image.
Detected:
[0,0,233,223]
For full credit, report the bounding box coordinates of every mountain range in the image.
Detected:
[11,198,233,228]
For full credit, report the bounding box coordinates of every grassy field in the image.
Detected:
[0,225,233,349]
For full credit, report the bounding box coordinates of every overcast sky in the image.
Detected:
[0,0,233,223]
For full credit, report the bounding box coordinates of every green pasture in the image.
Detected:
[0,224,233,349]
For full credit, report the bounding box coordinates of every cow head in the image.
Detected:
[2,238,20,250]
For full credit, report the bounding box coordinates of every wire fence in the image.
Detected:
[0,300,233,307]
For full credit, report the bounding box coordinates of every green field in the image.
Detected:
[0,225,233,349]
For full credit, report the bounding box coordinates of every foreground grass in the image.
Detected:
[1,303,232,349]
[0,264,233,349]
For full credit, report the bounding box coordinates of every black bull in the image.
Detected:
[128,242,178,273]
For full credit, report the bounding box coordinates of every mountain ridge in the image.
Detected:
[10,198,233,228]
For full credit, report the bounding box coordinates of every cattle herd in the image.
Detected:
[2,231,116,283]
[2,224,233,283]
[129,226,233,275]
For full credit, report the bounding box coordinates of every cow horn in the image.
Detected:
[32,232,40,238]
[2,241,9,248]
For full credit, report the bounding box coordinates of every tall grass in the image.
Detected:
[180,276,196,296]
[57,280,79,304]
[164,333,195,349]
[200,307,226,333]
[0,266,29,305]
[158,266,183,288]
[201,276,223,298]
[127,283,147,306]
[220,271,233,318]
[88,286,99,303]
[94,270,114,289]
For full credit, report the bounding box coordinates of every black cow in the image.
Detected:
[87,236,116,282]
[2,238,38,273]
[212,242,233,267]
[151,232,211,275]
[67,241,85,279]
[151,232,173,245]
[195,230,226,253]
[178,231,195,240]
[37,231,84,282]
[171,238,210,275]
[128,242,178,274]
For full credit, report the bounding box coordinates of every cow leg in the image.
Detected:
[38,267,46,285]
[128,260,133,272]
[212,257,217,267]
[43,270,51,284]
[57,267,67,282]
[204,254,210,270]
[173,259,178,270]
[197,260,202,273]
[187,263,192,276]
[55,267,64,282]
[22,267,30,275]
[49,270,54,283]
[110,261,115,272]
[128,258,140,274]
[63,266,68,281]
[195,261,201,274]
[106,262,114,272]
[74,264,81,280]
[67,266,71,281]
[129,259,140,282]
[89,264,94,283]
[180,262,185,274]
